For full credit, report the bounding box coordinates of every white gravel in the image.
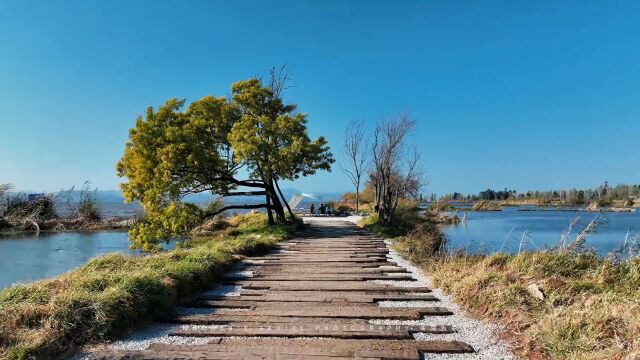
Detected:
[301,215,365,224]
[106,324,212,351]
[201,284,242,297]
[371,242,516,359]
[96,278,249,352]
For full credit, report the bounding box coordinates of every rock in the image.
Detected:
[527,284,545,301]
[191,217,230,236]
[607,207,634,212]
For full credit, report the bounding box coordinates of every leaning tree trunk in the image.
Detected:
[267,179,286,223]
[274,178,295,219]
[265,192,275,225]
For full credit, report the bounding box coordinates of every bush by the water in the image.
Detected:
[358,203,425,238]
[428,201,454,213]
[472,200,502,211]
[0,213,299,359]
[395,221,448,259]
[0,189,57,231]
[0,183,109,232]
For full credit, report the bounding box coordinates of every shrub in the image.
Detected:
[472,201,502,211]
[395,221,448,262]
[75,182,101,221]
[2,193,57,227]
[428,201,454,213]
[359,205,426,238]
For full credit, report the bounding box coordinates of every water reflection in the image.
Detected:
[445,207,640,255]
[0,232,175,290]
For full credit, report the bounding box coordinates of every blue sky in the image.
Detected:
[1,1,639,196]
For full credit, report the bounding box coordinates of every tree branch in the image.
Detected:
[220,191,268,197]
[206,203,274,217]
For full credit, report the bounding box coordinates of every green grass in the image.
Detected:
[0,213,300,360]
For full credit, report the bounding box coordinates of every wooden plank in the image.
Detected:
[199,292,438,303]
[243,261,396,267]
[170,322,454,335]
[193,306,452,319]
[222,274,415,281]
[169,326,412,339]
[191,300,378,308]
[264,258,390,263]
[236,280,430,292]
[136,338,474,358]
[172,314,372,325]
[252,266,410,274]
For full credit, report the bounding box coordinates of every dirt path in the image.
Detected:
[89,219,477,359]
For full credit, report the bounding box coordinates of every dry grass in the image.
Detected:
[358,206,426,238]
[0,213,299,360]
[401,251,640,359]
[472,201,502,211]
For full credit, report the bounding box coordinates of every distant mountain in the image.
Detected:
[22,188,346,204]
[221,188,345,204]
[24,189,128,203]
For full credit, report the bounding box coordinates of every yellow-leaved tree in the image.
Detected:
[117,75,333,251]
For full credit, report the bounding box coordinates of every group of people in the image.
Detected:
[308,203,333,216]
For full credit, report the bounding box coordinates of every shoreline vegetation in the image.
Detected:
[0,212,300,359]
[435,182,640,212]
[359,203,640,359]
[0,183,137,235]
[0,217,136,234]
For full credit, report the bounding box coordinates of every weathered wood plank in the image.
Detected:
[222,274,416,281]
[183,306,452,319]
[199,292,438,303]
[169,326,412,339]
[236,280,430,292]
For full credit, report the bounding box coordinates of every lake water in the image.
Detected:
[445,207,640,255]
[0,231,136,290]
[0,231,180,290]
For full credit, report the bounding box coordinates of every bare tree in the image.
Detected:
[339,119,369,212]
[370,111,423,225]
[267,64,297,219]
[268,63,295,97]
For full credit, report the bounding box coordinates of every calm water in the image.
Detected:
[0,231,134,290]
[0,231,178,290]
[445,207,640,255]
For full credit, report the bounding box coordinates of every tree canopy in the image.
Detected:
[117,77,333,251]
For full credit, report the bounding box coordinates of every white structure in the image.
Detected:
[287,193,320,211]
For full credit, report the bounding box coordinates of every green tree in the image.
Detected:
[229,78,333,223]
[117,77,333,250]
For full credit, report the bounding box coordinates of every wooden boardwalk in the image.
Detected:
[96,219,473,359]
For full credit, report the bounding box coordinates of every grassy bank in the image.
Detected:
[0,213,300,359]
[359,209,639,359]
[393,228,640,359]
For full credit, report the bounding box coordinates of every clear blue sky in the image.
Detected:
[1,1,639,196]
